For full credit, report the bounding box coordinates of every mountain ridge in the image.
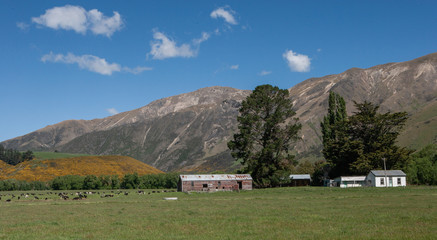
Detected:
[2,53,437,172]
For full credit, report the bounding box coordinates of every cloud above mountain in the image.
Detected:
[149,31,210,60]
[41,52,151,75]
[32,5,123,37]
[283,50,311,72]
[106,108,119,115]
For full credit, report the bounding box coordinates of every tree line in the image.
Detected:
[0,144,34,165]
[228,84,437,187]
[0,173,179,191]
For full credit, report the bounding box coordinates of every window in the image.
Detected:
[397,178,401,185]
[203,184,208,188]
[380,178,384,185]
[191,181,194,186]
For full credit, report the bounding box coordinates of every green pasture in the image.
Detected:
[33,152,92,160]
[0,187,436,239]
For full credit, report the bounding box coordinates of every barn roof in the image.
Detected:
[370,170,406,177]
[290,174,312,180]
[179,174,252,181]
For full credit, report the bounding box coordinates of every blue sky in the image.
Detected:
[1,0,437,142]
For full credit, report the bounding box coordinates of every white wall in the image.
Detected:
[374,176,406,187]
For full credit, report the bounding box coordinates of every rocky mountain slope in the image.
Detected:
[2,53,437,172]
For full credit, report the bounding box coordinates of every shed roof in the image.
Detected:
[370,170,406,177]
[290,174,312,180]
[334,176,366,181]
[179,174,252,181]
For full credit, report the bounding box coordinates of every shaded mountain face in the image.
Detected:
[2,87,250,172]
[2,53,437,172]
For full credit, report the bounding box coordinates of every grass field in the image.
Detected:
[33,152,92,160]
[0,187,436,239]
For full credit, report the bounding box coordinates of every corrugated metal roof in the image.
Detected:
[290,174,312,180]
[179,174,253,181]
[370,170,406,177]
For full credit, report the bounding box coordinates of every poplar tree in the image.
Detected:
[228,84,301,187]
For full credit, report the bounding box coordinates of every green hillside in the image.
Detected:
[398,101,437,151]
[33,151,92,160]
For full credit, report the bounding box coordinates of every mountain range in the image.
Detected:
[2,53,437,172]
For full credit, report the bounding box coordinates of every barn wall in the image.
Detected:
[180,180,252,192]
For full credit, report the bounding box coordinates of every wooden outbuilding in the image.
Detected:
[177,174,253,192]
[289,174,312,186]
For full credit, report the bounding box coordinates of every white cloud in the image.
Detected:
[230,65,239,70]
[16,22,30,30]
[87,9,123,37]
[149,31,196,60]
[41,52,121,75]
[259,70,272,76]
[123,66,153,74]
[193,32,210,45]
[283,50,311,72]
[211,7,237,25]
[32,5,123,37]
[317,48,322,52]
[107,108,119,115]
[41,52,151,75]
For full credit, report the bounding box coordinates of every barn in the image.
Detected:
[366,170,406,187]
[177,174,253,192]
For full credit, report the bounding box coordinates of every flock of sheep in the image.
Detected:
[0,189,177,202]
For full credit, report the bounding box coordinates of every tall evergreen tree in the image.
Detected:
[321,96,412,177]
[321,91,347,145]
[228,84,301,187]
[320,92,352,177]
[347,101,411,174]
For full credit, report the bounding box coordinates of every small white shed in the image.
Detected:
[333,176,366,188]
[366,170,406,187]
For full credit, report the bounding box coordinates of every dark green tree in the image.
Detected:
[406,144,437,185]
[320,91,352,177]
[321,91,347,146]
[347,101,411,174]
[321,97,412,177]
[83,175,102,190]
[121,173,140,189]
[228,84,301,187]
[22,150,34,162]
